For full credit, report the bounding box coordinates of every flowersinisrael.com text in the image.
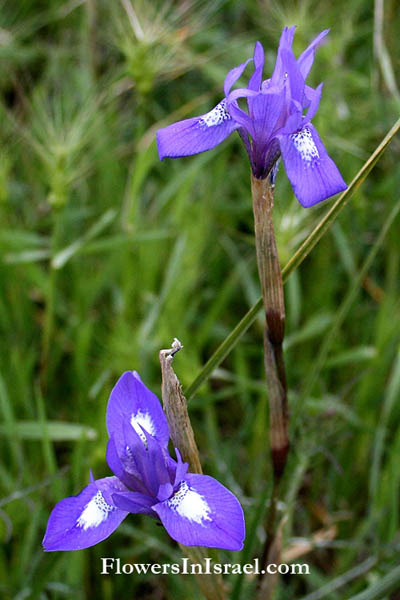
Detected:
[100,557,310,576]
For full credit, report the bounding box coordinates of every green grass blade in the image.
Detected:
[51,208,116,269]
[369,348,400,504]
[0,420,97,441]
[301,200,400,400]
[299,556,377,600]
[345,564,400,600]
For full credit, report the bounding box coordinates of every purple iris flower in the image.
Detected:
[43,371,245,552]
[157,26,347,208]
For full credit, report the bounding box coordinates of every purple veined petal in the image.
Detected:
[297,29,330,80]
[303,83,321,109]
[112,491,156,516]
[247,90,287,178]
[305,82,323,122]
[153,474,245,551]
[248,41,265,92]
[238,127,253,169]
[157,100,239,160]
[247,88,287,143]
[270,25,297,86]
[172,448,189,487]
[157,482,174,502]
[108,417,156,496]
[276,97,304,135]
[224,58,253,97]
[106,435,148,495]
[43,477,128,552]
[121,421,159,497]
[226,88,259,138]
[142,429,172,490]
[280,48,305,105]
[106,371,169,448]
[278,123,347,207]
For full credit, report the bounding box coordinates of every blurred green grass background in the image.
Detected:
[0,0,400,598]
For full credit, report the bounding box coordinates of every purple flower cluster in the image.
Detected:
[157,27,347,207]
[43,372,245,552]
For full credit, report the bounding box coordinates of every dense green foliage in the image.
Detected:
[0,1,399,598]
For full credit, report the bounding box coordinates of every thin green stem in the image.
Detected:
[344,563,400,600]
[40,206,63,389]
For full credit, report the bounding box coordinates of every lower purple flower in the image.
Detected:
[43,371,245,552]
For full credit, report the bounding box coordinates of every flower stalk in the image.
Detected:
[251,174,289,479]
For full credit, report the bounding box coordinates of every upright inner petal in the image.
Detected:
[167,481,212,525]
[76,490,115,530]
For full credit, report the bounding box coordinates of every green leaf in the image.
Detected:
[0,421,97,441]
[51,209,116,269]
[346,565,400,600]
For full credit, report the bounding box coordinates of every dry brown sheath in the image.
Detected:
[159,340,225,600]
[159,339,202,474]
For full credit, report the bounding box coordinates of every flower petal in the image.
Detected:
[43,477,128,551]
[281,48,305,105]
[153,474,245,551]
[157,100,239,160]
[248,41,265,92]
[270,25,297,86]
[226,89,259,137]
[305,82,323,122]
[121,421,159,496]
[106,435,148,494]
[224,58,253,97]
[172,448,189,487]
[106,371,169,448]
[248,89,286,142]
[111,491,156,516]
[297,29,330,80]
[278,123,347,207]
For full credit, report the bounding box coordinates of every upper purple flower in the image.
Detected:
[157,27,347,208]
[43,371,245,552]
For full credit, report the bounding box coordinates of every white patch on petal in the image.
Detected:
[76,491,114,530]
[199,100,231,128]
[291,127,319,164]
[130,410,155,444]
[167,481,212,525]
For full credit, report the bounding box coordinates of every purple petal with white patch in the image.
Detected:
[278,123,347,207]
[43,477,128,551]
[106,371,169,448]
[153,474,245,551]
[157,100,239,160]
